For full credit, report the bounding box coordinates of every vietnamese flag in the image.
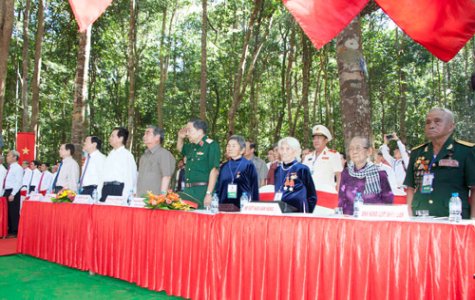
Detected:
[376,0,475,62]
[283,0,368,49]
[16,132,35,165]
[68,0,113,32]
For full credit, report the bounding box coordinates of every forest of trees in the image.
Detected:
[1,0,474,164]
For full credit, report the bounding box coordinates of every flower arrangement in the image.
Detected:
[51,189,77,203]
[144,190,195,211]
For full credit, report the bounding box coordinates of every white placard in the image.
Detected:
[28,193,44,202]
[74,195,92,205]
[44,194,55,202]
[241,202,282,215]
[360,204,409,219]
[130,197,145,208]
[312,205,335,216]
[104,195,127,206]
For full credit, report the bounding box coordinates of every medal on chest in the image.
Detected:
[283,173,297,192]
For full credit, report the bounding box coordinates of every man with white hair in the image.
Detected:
[302,125,343,193]
[3,150,23,235]
[404,108,475,218]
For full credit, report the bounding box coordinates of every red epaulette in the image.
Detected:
[328,149,337,153]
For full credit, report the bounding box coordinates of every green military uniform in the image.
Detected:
[181,135,221,208]
[404,135,475,218]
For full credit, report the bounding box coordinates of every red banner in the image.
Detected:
[376,0,475,62]
[283,0,368,49]
[68,0,113,32]
[16,132,35,165]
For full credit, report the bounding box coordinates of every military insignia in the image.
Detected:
[206,138,213,144]
[197,152,204,155]
[328,149,337,153]
[439,159,459,167]
[446,144,453,150]
[199,141,204,146]
[455,139,475,147]
[236,172,241,179]
[322,156,329,160]
[290,173,298,180]
[412,143,428,151]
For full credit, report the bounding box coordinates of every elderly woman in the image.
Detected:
[216,135,259,208]
[274,137,316,213]
[338,136,394,215]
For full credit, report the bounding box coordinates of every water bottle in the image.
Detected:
[449,192,462,223]
[240,192,250,210]
[353,192,364,218]
[92,189,98,204]
[210,193,219,214]
[127,189,134,206]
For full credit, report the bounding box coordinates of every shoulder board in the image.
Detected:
[328,149,337,153]
[206,138,213,144]
[411,143,428,151]
[455,139,475,147]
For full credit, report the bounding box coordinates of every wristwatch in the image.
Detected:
[206,191,212,195]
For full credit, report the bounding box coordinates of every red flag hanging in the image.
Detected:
[68,0,113,32]
[16,132,35,165]
[376,0,475,62]
[283,0,368,49]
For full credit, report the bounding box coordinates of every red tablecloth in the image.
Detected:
[0,197,7,237]
[17,201,475,299]
[17,201,91,270]
[260,191,406,207]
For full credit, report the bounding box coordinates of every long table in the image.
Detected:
[17,201,475,299]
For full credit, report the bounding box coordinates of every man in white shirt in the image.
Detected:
[302,125,343,193]
[79,136,106,197]
[36,162,54,195]
[21,160,31,195]
[375,152,404,195]
[99,127,137,202]
[51,144,80,193]
[26,160,41,194]
[3,150,24,235]
[0,155,7,196]
[380,133,410,189]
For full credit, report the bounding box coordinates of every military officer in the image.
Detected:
[177,118,221,208]
[404,108,475,219]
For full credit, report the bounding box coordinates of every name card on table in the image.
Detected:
[44,194,55,202]
[130,197,145,208]
[104,196,127,206]
[312,205,335,216]
[28,193,44,202]
[74,195,92,205]
[360,204,410,219]
[241,202,282,215]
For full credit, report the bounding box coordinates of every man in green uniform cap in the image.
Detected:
[404,107,475,219]
[177,118,221,208]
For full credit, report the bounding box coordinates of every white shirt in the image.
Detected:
[0,164,7,195]
[79,150,106,188]
[36,171,53,193]
[3,162,23,196]
[380,141,410,187]
[54,156,80,192]
[376,162,405,195]
[100,146,137,197]
[22,168,32,187]
[302,147,343,193]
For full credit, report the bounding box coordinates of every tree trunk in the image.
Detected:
[300,33,312,147]
[396,29,407,142]
[156,8,167,128]
[30,0,45,135]
[199,0,207,120]
[249,69,259,142]
[20,0,31,132]
[285,26,295,135]
[0,0,15,132]
[126,0,137,148]
[71,26,92,164]
[336,17,371,151]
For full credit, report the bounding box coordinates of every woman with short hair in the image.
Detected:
[338,136,394,215]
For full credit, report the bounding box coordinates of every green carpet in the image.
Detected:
[0,255,183,299]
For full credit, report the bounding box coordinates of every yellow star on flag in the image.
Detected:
[22,147,30,155]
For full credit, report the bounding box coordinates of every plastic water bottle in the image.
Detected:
[210,193,219,214]
[92,189,98,204]
[353,192,364,218]
[449,192,462,223]
[240,192,250,210]
[127,189,134,206]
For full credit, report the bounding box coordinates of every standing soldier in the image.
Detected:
[404,108,475,218]
[177,119,221,208]
[302,125,343,193]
